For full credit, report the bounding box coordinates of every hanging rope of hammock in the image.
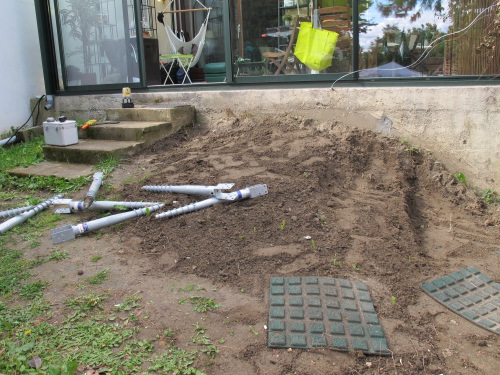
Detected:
[158,0,212,67]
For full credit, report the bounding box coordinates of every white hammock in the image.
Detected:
[161,0,211,68]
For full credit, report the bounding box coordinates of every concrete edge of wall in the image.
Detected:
[30,86,499,192]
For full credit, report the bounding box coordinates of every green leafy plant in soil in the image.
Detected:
[178,296,221,313]
[86,269,109,284]
[481,188,499,203]
[454,172,466,184]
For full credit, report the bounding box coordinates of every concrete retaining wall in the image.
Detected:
[41,86,499,192]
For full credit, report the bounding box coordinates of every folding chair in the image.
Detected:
[160,54,193,84]
[261,17,302,75]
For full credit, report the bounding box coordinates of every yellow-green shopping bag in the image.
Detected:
[294,22,339,71]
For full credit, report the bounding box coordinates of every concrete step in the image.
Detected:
[43,139,143,164]
[9,161,94,179]
[12,104,195,177]
[78,120,176,143]
[106,104,194,124]
[41,104,195,165]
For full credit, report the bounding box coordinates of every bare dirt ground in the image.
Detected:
[20,114,500,374]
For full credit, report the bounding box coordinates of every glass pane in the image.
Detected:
[49,0,64,90]
[359,0,499,78]
[156,0,226,85]
[232,0,353,77]
[58,0,140,86]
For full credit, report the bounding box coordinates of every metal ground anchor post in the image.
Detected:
[51,203,164,244]
[84,172,104,209]
[142,183,235,197]
[155,184,268,219]
[0,194,63,234]
[0,205,36,219]
[55,200,163,214]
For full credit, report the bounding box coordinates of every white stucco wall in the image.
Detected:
[0,1,45,137]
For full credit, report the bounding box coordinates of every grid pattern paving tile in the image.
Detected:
[421,267,500,334]
[268,276,390,355]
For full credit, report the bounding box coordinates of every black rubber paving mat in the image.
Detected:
[421,267,500,334]
[268,276,390,355]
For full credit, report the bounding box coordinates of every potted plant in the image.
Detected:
[282,13,293,26]
[59,0,100,84]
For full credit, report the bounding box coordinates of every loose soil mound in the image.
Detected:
[29,115,500,374]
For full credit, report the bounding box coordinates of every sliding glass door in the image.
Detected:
[55,0,142,88]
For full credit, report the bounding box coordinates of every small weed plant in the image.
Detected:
[114,294,141,312]
[178,296,221,313]
[86,269,109,284]
[311,239,317,250]
[454,172,467,184]
[279,220,286,231]
[482,188,499,203]
[179,284,205,292]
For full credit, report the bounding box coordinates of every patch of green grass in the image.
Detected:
[191,324,220,360]
[0,248,32,296]
[48,250,69,261]
[1,174,91,194]
[179,284,205,292]
[86,269,109,284]
[30,250,69,268]
[65,293,107,312]
[148,347,205,374]
[93,156,124,177]
[28,241,41,249]
[0,241,206,374]
[0,136,91,193]
[122,172,152,185]
[178,297,221,313]
[317,212,328,227]
[0,192,30,201]
[0,136,45,170]
[20,232,43,242]
[19,281,49,300]
[90,255,101,263]
[114,294,141,312]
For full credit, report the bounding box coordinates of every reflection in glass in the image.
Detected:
[233,0,354,77]
[359,0,499,78]
[58,0,140,87]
